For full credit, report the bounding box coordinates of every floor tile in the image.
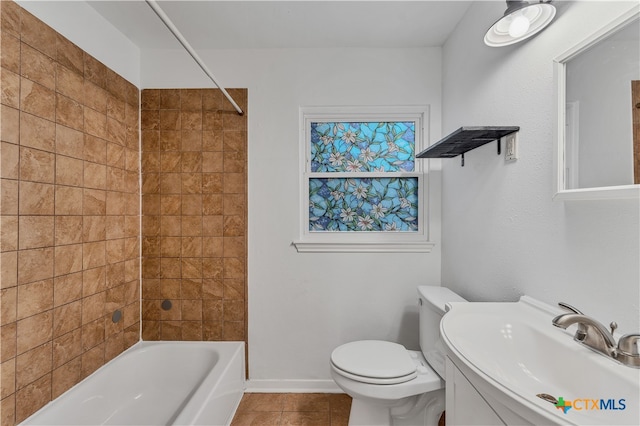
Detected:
[231,393,351,426]
[281,411,330,425]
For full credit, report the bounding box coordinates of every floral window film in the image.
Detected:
[307,120,420,233]
[310,122,415,173]
[309,177,419,231]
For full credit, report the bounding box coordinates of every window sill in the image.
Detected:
[292,241,436,253]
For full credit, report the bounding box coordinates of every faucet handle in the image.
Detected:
[617,333,640,356]
[558,302,584,315]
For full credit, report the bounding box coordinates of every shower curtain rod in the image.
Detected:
[145,0,244,116]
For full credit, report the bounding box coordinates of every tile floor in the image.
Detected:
[230,393,352,426]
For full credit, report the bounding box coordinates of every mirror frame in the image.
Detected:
[553,6,640,200]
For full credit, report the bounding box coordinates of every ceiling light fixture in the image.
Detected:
[484,1,556,47]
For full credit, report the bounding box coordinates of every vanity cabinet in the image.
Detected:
[445,356,505,426]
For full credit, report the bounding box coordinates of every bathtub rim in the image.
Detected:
[20,340,246,426]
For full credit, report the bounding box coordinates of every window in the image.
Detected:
[294,106,434,253]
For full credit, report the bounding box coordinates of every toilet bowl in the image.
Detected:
[330,286,466,426]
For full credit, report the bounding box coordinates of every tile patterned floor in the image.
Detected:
[231,393,352,426]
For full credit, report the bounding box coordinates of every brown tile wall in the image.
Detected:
[0,2,141,424]
[140,89,247,343]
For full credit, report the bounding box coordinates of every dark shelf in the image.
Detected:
[416,126,520,159]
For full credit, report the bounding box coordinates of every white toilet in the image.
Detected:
[330,286,466,426]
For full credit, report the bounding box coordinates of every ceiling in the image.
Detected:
[87,0,474,50]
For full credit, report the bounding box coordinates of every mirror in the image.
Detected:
[554,7,640,200]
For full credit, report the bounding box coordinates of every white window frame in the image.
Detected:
[293,105,435,253]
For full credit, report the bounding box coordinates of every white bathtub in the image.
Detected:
[22,341,245,426]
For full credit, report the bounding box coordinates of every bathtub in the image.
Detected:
[22,341,245,426]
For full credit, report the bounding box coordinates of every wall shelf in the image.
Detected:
[417,126,519,166]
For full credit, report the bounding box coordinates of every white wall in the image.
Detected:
[442,1,640,334]
[143,47,444,388]
[16,0,141,86]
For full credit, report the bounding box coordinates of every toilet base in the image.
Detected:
[348,389,445,426]
[348,399,392,425]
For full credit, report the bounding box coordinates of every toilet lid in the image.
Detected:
[330,340,417,383]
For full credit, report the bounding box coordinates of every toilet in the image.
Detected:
[330,286,466,426]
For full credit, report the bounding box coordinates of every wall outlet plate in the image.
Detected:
[505,133,518,161]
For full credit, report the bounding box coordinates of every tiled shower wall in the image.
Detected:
[0,2,141,423]
[140,89,247,342]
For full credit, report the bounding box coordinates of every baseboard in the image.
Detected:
[245,379,343,393]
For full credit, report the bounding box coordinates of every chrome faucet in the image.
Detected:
[552,303,640,368]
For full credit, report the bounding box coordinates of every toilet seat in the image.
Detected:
[330,340,418,385]
[330,349,444,402]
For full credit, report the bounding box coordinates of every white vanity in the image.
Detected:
[440,297,640,425]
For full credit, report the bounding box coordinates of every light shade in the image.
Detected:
[484,1,556,47]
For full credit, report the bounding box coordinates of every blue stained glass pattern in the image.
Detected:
[309,177,419,232]
[310,122,415,172]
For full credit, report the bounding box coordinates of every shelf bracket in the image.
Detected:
[461,153,465,167]
[497,139,501,155]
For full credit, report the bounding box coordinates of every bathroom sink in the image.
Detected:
[440,297,640,425]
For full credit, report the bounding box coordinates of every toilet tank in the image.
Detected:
[417,286,466,377]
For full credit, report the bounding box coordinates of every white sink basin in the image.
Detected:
[441,297,640,425]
